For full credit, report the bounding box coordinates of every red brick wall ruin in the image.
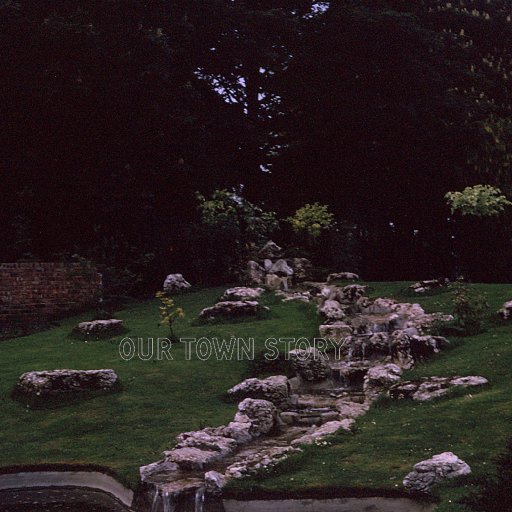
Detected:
[0,262,102,328]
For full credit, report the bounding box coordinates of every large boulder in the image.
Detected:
[389,375,488,401]
[269,259,294,277]
[199,301,267,320]
[498,300,512,320]
[258,241,283,260]
[327,272,359,282]
[410,279,447,294]
[246,261,266,285]
[175,429,237,457]
[291,258,313,281]
[221,287,264,301]
[319,323,353,342]
[75,319,123,335]
[363,364,402,402]
[403,452,471,493]
[163,447,222,470]
[15,369,119,401]
[265,273,289,290]
[390,332,449,369]
[233,398,277,437]
[318,300,346,321]
[289,347,330,382]
[163,273,191,293]
[227,375,290,408]
[337,284,368,304]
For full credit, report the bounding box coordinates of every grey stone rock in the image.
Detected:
[258,241,283,260]
[247,260,266,285]
[139,460,178,482]
[265,273,288,290]
[319,323,353,341]
[289,347,330,382]
[76,319,123,335]
[163,447,221,470]
[15,369,119,400]
[234,398,277,437]
[319,299,346,321]
[204,471,227,495]
[221,287,265,301]
[363,364,402,402]
[175,430,237,457]
[327,272,359,282]
[390,375,488,401]
[403,452,471,493]
[227,375,290,408]
[199,300,267,319]
[269,259,294,277]
[291,258,313,281]
[163,273,191,292]
[498,300,512,320]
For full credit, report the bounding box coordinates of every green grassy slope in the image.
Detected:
[0,287,318,487]
[1,282,511,512]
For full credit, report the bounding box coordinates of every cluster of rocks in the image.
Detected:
[141,397,280,478]
[409,278,449,294]
[136,274,486,507]
[75,319,124,336]
[246,241,313,290]
[389,375,488,402]
[14,369,120,401]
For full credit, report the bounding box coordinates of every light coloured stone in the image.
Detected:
[390,375,488,402]
[247,261,266,285]
[76,319,123,334]
[363,364,402,401]
[163,273,191,292]
[221,287,265,301]
[289,347,330,382]
[15,369,119,399]
[499,300,512,320]
[403,452,471,493]
[227,375,290,408]
[163,447,221,470]
[199,300,267,319]
[269,259,294,277]
[327,272,359,282]
[319,299,346,321]
[258,241,283,260]
[319,323,353,341]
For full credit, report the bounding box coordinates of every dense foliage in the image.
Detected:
[3,0,512,291]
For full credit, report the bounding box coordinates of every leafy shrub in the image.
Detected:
[450,281,489,335]
[446,184,511,217]
[156,290,185,340]
[287,203,334,240]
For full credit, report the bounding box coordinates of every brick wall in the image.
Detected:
[0,262,102,328]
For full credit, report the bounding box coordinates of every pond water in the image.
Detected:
[0,488,132,512]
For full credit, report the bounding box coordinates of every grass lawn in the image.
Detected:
[1,282,512,511]
[0,287,318,488]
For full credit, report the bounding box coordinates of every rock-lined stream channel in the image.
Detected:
[3,281,487,511]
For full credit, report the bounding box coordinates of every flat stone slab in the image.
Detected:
[221,287,265,301]
[14,369,120,401]
[199,301,268,320]
[389,376,488,401]
[76,319,123,334]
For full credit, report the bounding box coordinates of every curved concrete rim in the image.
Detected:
[0,470,133,507]
[223,497,436,512]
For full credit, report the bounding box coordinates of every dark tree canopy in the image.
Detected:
[2,0,512,290]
